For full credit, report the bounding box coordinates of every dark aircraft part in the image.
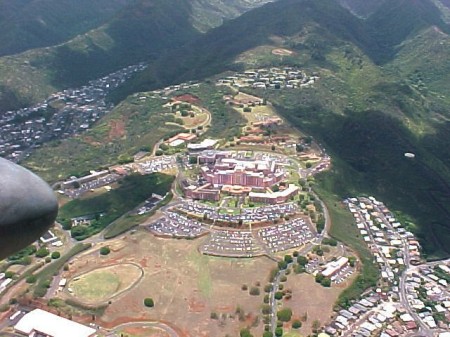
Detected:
[0,158,58,260]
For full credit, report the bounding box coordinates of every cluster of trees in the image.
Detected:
[315,273,331,287]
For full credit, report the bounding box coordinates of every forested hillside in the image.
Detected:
[0,0,136,56]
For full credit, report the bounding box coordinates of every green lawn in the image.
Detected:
[70,272,121,302]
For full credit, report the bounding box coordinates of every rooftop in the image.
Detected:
[15,309,96,337]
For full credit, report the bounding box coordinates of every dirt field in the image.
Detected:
[67,263,143,304]
[108,119,126,140]
[119,326,170,337]
[60,231,275,337]
[281,271,357,336]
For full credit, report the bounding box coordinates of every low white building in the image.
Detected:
[322,257,349,278]
[15,309,96,337]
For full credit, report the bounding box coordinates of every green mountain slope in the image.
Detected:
[0,0,201,112]
[190,0,275,31]
[0,0,136,57]
[0,0,277,112]
[115,0,374,98]
[336,0,387,17]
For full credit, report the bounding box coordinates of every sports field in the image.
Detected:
[68,263,143,304]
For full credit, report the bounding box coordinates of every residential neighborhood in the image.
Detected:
[321,196,450,337]
[217,67,319,90]
[0,63,146,161]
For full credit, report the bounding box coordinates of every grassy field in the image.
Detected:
[282,271,353,336]
[60,232,275,336]
[68,264,142,304]
[58,173,174,240]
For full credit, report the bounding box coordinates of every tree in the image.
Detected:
[71,225,88,240]
[294,265,306,274]
[26,275,37,284]
[5,271,14,279]
[278,261,287,270]
[274,292,283,300]
[297,255,308,266]
[271,144,276,151]
[155,150,163,156]
[292,320,302,329]
[18,255,32,265]
[315,273,324,283]
[275,327,283,337]
[264,284,273,293]
[144,298,154,307]
[277,308,292,322]
[243,107,252,113]
[284,255,293,264]
[263,332,272,337]
[296,144,304,152]
[321,277,331,287]
[312,319,321,332]
[262,304,271,315]
[100,246,111,255]
[35,247,49,258]
[249,287,260,296]
[240,328,253,337]
[51,251,61,259]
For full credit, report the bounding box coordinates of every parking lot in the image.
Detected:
[177,200,299,224]
[331,265,355,284]
[257,218,314,252]
[63,173,122,198]
[136,156,176,174]
[147,212,208,238]
[200,230,264,257]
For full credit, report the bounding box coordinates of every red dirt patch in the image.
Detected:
[173,94,201,105]
[188,297,206,312]
[140,258,148,268]
[108,119,126,140]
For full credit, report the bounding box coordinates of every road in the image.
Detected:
[107,321,181,337]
